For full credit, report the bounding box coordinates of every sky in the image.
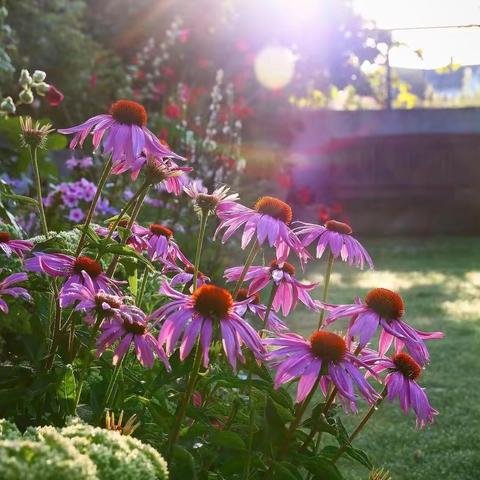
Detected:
[353,0,480,69]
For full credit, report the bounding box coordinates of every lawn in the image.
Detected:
[291,237,480,480]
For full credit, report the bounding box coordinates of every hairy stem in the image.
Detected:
[192,210,209,290]
[76,157,113,256]
[317,251,335,329]
[232,239,260,299]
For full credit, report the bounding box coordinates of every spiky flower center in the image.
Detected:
[192,284,233,321]
[255,196,292,224]
[149,224,173,238]
[111,100,147,126]
[309,331,347,363]
[94,292,122,315]
[392,352,421,380]
[325,220,352,234]
[73,256,103,278]
[196,193,219,212]
[236,288,260,304]
[123,319,147,335]
[270,260,296,276]
[0,232,11,243]
[365,288,404,320]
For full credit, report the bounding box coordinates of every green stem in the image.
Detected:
[243,373,255,480]
[103,182,148,245]
[317,251,335,329]
[74,314,104,408]
[261,283,278,338]
[167,341,203,460]
[137,268,149,307]
[75,157,113,256]
[332,387,388,463]
[106,185,150,277]
[232,239,260,299]
[192,210,209,291]
[96,358,124,424]
[29,146,49,237]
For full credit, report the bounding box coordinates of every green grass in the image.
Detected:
[290,237,480,480]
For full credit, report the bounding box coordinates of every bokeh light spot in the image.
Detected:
[254,46,296,90]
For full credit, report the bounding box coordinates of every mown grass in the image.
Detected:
[291,237,480,480]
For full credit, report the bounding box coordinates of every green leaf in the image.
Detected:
[1,192,39,207]
[322,445,372,470]
[57,364,76,415]
[301,455,344,480]
[209,430,246,451]
[128,268,138,297]
[265,397,288,442]
[32,236,73,254]
[272,462,303,480]
[170,445,197,480]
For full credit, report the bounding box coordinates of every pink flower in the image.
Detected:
[58,99,183,168]
[371,352,438,428]
[0,231,32,258]
[265,331,379,407]
[45,85,64,106]
[322,288,444,365]
[68,208,85,223]
[96,221,149,253]
[0,272,32,314]
[26,253,120,294]
[60,271,124,325]
[235,288,287,332]
[160,258,210,289]
[215,196,308,265]
[153,283,265,372]
[140,224,188,263]
[184,183,239,214]
[224,260,318,316]
[294,220,373,269]
[96,306,170,369]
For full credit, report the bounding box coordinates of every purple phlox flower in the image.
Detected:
[294,219,373,269]
[68,208,85,222]
[0,231,33,258]
[66,155,94,170]
[153,282,265,372]
[321,288,444,365]
[235,288,287,332]
[372,351,438,428]
[60,271,124,325]
[96,305,170,369]
[160,258,210,289]
[215,196,309,265]
[96,221,149,253]
[224,260,319,316]
[25,252,121,294]
[184,183,239,214]
[140,223,189,263]
[265,331,379,408]
[0,272,32,313]
[58,99,183,168]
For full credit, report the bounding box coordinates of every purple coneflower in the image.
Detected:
[96,220,149,253]
[141,224,188,263]
[0,272,32,313]
[25,253,120,293]
[322,288,444,365]
[184,183,239,215]
[58,99,183,165]
[372,352,438,427]
[224,260,318,316]
[0,231,33,258]
[235,288,287,332]
[154,282,265,372]
[160,259,210,289]
[294,219,373,269]
[215,196,307,265]
[265,331,379,406]
[96,306,170,369]
[60,271,124,325]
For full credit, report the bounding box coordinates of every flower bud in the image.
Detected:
[0,96,16,114]
[19,89,34,104]
[32,70,47,83]
[35,82,50,95]
[19,69,32,88]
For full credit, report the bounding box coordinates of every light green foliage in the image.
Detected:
[0,418,169,480]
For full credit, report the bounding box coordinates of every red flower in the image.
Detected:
[45,85,64,107]
[165,102,181,120]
